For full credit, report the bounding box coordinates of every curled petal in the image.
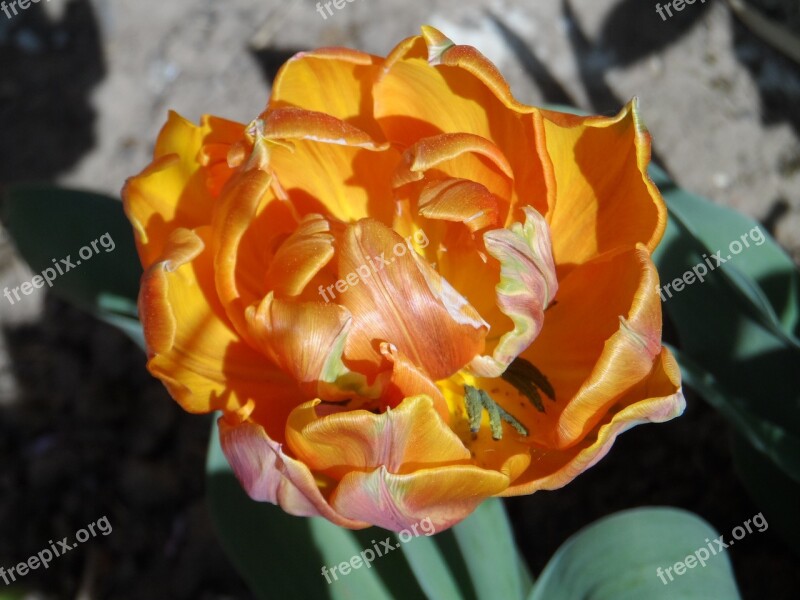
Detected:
[219,418,368,528]
[123,111,244,268]
[286,395,470,478]
[331,464,509,532]
[500,346,684,495]
[469,207,558,377]
[140,226,300,440]
[418,179,501,233]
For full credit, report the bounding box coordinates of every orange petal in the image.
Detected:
[541,99,667,274]
[139,226,301,441]
[374,27,554,218]
[418,179,500,233]
[257,108,401,225]
[219,417,368,529]
[269,47,385,141]
[245,292,378,401]
[516,245,664,448]
[331,464,509,532]
[469,207,558,377]
[337,219,488,380]
[123,111,243,269]
[500,346,684,495]
[379,342,450,421]
[285,395,470,480]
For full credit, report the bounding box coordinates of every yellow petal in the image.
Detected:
[270,47,385,141]
[123,111,243,268]
[542,99,667,274]
[140,226,301,441]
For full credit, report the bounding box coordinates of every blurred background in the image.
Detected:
[0,0,798,598]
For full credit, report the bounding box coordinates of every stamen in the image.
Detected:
[464,385,529,441]
[501,357,555,413]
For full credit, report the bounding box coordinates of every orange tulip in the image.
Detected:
[123,26,684,532]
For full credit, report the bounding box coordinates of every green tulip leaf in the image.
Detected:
[528,508,740,600]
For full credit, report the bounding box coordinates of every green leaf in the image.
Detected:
[1,185,142,332]
[528,508,741,600]
[398,534,464,600]
[451,499,524,600]
[732,433,800,557]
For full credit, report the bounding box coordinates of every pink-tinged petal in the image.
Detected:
[469,207,558,377]
[286,395,470,480]
[500,347,684,495]
[331,465,509,532]
[219,418,368,529]
[338,219,488,380]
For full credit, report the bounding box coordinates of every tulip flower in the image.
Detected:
[123,26,684,532]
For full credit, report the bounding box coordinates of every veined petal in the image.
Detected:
[338,219,488,380]
[123,111,244,269]
[499,346,684,495]
[140,226,301,441]
[269,47,385,141]
[245,292,376,401]
[219,418,368,529]
[285,395,470,479]
[331,464,509,533]
[469,207,558,377]
[541,99,667,274]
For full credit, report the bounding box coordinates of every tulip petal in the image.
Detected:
[374,28,554,217]
[270,47,385,141]
[123,111,244,269]
[500,346,684,495]
[418,179,501,234]
[286,395,470,479]
[469,207,558,377]
[245,292,379,401]
[140,226,301,440]
[517,246,664,448]
[219,417,369,529]
[258,108,401,225]
[332,464,509,532]
[338,219,488,380]
[379,343,450,421]
[541,99,667,273]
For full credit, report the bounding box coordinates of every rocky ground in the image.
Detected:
[0,0,798,598]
